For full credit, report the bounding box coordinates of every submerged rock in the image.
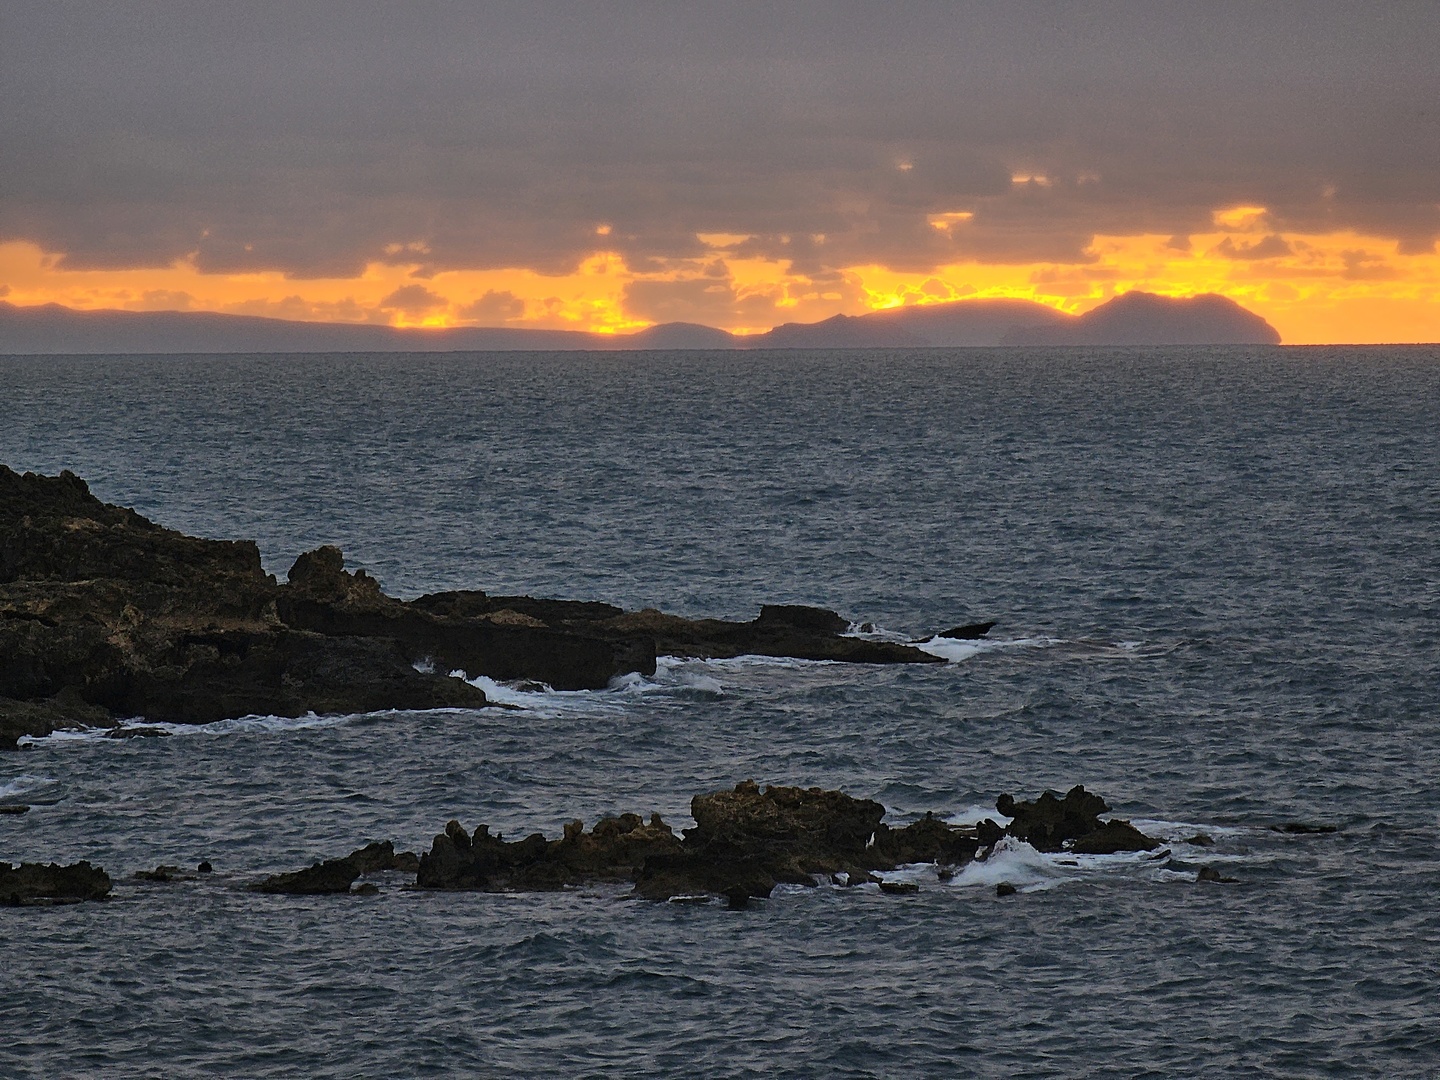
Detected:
[930,621,997,640]
[0,860,112,904]
[879,880,920,895]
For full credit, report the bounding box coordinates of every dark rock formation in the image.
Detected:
[415,781,987,903]
[418,813,686,892]
[2,691,116,750]
[0,467,488,742]
[871,812,983,866]
[879,880,919,895]
[281,547,658,692]
[247,782,1159,906]
[931,621,996,640]
[253,840,419,894]
[253,857,362,895]
[594,607,939,667]
[345,840,420,874]
[1270,822,1338,835]
[2,466,957,739]
[997,785,1159,853]
[0,860,112,904]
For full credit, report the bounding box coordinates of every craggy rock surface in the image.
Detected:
[414,781,989,904]
[0,860,112,905]
[989,785,1160,854]
[254,858,362,896]
[253,841,421,895]
[2,466,966,741]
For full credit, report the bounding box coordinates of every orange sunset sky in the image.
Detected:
[4,5,1439,345]
[4,212,1439,344]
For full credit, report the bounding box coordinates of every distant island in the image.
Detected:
[0,291,1281,354]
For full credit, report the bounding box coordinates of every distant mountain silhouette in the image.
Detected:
[623,321,737,349]
[746,313,926,348]
[1002,292,1281,345]
[0,291,1281,354]
[860,298,1071,346]
[0,302,614,354]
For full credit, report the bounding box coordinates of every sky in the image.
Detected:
[3,1,1439,343]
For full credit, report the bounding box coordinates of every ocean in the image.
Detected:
[1,346,1437,1077]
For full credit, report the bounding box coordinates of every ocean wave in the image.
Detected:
[19,711,365,746]
[0,773,58,799]
[913,634,1063,663]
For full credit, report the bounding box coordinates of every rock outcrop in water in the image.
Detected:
[402,783,1158,904]
[989,785,1160,854]
[412,781,989,905]
[0,466,962,743]
[252,841,421,895]
[1,860,112,905]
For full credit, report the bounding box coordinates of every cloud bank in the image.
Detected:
[2,2,1439,341]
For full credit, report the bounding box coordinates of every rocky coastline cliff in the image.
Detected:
[1,465,971,748]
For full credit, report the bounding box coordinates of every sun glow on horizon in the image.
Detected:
[4,210,1440,344]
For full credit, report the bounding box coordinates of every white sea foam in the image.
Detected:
[951,837,1062,891]
[913,635,1062,663]
[0,774,57,799]
[939,834,1211,893]
[694,654,840,671]
[944,804,1014,827]
[463,673,632,717]
[19,711,363,745]
[1128,816,1249,841]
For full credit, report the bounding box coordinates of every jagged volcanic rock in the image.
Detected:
[417,813,686,892]
[2,466,960,740]
[411,782,988,903]
[996,785,1159,853]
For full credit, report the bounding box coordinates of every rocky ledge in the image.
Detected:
[260,782,1161,907]
[2,466,973,746]
[0,786,1196,907]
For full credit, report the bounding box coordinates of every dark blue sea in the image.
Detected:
[2,346,1438,1078]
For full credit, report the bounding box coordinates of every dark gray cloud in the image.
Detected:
[2,0,1438,282]
[378,284,446,315]
[457,290,525,323]
[1213,235,1295,260]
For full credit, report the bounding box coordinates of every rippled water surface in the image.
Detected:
[1,347,1438,1077]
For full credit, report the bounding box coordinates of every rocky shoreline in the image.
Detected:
[4,782,1177,907]
[1,465,981,748]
